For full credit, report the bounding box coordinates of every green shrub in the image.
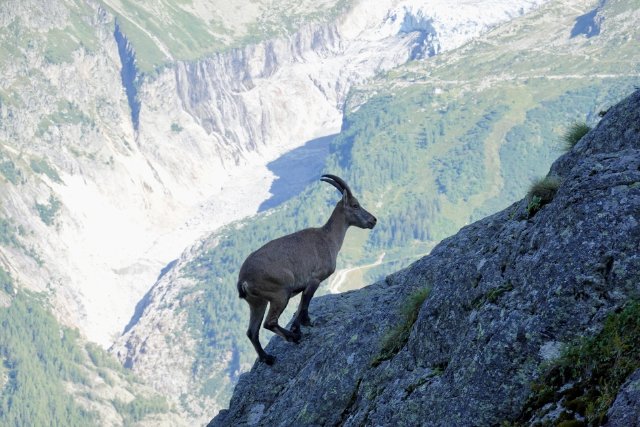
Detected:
[519,301,640,425]
[372,287,430,366]
[85,342,124,371]
[562,122,591,151]
[0,267,14,294]
[0,155,21,184]
[30,158,62,183]
[526,175,561,217]
[35,195,62,226]
[113,395,170,425]
[0,218,20,247]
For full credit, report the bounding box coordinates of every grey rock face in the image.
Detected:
[607,369,640,427]
[210,89,640,426]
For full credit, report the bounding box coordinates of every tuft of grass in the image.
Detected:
[472,282,514,309]
[372,287,430,366]
[526,175,561,217]
[518,301,640,425]
[562,122,591,151]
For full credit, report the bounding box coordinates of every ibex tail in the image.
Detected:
[237,280,248,299]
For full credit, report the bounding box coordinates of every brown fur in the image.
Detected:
[237,175,376,365]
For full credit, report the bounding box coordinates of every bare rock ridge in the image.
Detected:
[210,89,640,426]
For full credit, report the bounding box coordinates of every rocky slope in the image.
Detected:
[211,89,640,426]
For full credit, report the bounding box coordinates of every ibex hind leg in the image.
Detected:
[246,298,275,365]
[264,293,301,344]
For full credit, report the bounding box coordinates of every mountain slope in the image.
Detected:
[0,0,546,349]
[112,0,640,422]
[211,87,640,427]
[0,268,182,426]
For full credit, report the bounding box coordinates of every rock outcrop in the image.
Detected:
[211,89,640,426]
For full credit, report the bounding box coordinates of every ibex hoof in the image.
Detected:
[300,316,312,327]
[284,328,301,343]
[261,354,276,365]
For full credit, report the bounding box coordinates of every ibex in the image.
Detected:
[237,174,377,364]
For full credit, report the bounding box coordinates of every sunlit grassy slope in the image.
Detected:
[0,0,351,73]
[167,0,639,410]
[99,0,352,71]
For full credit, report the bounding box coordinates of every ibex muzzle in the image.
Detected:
[237,174,376,364]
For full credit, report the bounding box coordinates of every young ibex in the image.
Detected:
[237,174,377,364]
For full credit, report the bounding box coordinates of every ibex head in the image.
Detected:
[321,174,377,229]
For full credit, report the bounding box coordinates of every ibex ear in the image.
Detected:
[342,190,348,207]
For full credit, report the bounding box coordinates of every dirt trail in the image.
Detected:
[328,252,386,294]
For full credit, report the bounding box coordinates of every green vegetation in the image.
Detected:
[0,290,97,426]
[44,1,100,63]
[113,395,170,426]
[0,152,21,185]
[85,342,124,372]
[526,176,561,217]
[562,122,591,151]
[101,0,354,72]
[0,267,14,294]
[0,0,99,67]
[238,0,352,46]
[0,218,22,248]
[433,106,508,203]
[170,122,183,133]
[526,195,543,218]
[36,100,95,137]
[518,301,640,425]
[0,280,172,425]
[30,158,62,183]
[372,287,430,367]
[472,282,514,309]
[35,195,62,226]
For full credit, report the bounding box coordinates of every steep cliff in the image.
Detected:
[211,89,640,426]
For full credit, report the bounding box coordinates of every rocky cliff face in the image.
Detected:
[211,89,640,426]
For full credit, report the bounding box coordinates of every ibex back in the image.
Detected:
[237,174,377,365]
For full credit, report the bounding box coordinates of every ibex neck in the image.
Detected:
[322,205,349,253]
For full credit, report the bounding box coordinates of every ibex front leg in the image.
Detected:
[292,280,320,334]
